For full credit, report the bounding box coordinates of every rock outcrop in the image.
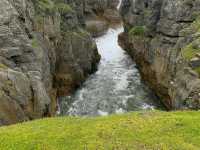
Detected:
[84,0,122,37]
[0,0,100,125]
[120,0,200,109]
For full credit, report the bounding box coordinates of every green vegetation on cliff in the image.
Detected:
[182,17,200,60]
[0,111,200,150]
[182,38,200,60]
[55,2,73,14]
[33,0,55,15]
[33,0,73,15]
[181,17,200,75]
[129,26,147,37]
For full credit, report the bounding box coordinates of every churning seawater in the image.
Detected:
[59,25,162,116]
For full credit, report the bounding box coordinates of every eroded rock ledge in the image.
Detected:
[120,0,200,109]
[0,0,106,125]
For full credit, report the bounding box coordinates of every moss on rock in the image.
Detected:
[128,26,147,37]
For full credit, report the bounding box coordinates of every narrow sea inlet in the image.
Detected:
[59,24,162,116]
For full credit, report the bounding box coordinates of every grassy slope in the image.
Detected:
[0,111,200,150]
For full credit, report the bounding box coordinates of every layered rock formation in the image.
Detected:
[120,0,200,109]
[0,0,101,125]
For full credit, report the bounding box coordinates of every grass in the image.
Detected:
[0,111,200,150]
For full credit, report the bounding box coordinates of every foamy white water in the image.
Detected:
[117,0,122,10]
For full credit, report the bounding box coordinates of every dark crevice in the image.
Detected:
[18,16,26,23]
[25,27,33,39]
[176,20,194,23]
[157,31,180,38]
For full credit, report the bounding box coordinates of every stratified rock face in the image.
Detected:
[120,0,200,109]
[0,0,100,125]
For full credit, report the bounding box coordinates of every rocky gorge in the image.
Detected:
[0,0,126,126]
[0,0,118,126]
[1,0,200,126]
[119,0,200,110]
[1,0,200,149]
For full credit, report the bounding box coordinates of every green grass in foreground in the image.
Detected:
[0,111,200,150]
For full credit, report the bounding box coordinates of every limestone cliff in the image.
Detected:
[120,0,200,109]
[0,0,100,125]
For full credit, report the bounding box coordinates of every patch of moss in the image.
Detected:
[181,17,200,60]
[0,63,8,69]
[77,28,90,38]
[181,17,200,37]
[143,9,152,17]
[182,40,200,60]
[31,38,39,49]
[182,38,200,60]
[1,111,200,149]
[33,0,55,15]
[55,3,73,14]
[192,17,200,33]
[194,67,200,76]
[34,15,44,24]
[181,37,200,76]
[129,26,147,37]
[63,29,90,40]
